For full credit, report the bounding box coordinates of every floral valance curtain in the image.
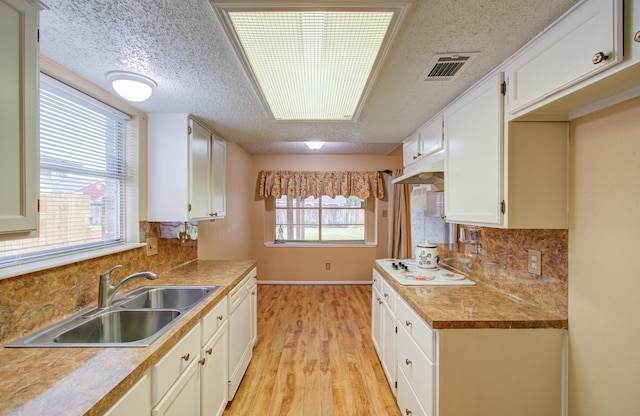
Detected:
[258,170,385,200]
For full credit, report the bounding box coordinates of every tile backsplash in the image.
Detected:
[438,225,568,315]
[0,221,197,344]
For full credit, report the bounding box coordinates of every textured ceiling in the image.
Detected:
[39,0,579,154]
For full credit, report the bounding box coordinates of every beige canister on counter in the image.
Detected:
[415,241,438,269]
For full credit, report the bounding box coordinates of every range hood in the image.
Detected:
[392,158,444,185]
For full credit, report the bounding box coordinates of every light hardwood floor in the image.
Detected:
[224,284,400,416]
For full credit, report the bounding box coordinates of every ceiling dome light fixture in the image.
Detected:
[106,71,157,102]
[305,141,325,150]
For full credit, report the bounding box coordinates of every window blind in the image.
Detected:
[0,75,130,267]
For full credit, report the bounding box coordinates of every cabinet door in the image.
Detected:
[402,133,420,167]
[211,137,226,218]
[381,300,397,396]
[201,320,229,416]
[371,285,382,357]
[418,114,443,158]
[506,0,623,114]
[189,119,212,220]
[445,73,504,226]
[0,0,39,237]
[103,372,152,416]
[153,358,200,416]
[228,287,252,399]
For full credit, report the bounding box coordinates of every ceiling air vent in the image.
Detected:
[421,53,479,81]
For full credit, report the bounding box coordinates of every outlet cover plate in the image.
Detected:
[146,237,158,256]
[528,249,541,275]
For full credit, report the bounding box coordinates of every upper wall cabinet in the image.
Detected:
[444,73,568,229]
[0,0,41,238]
[402,113,444,169]
[148,114,226,222]
[505,0,624,117]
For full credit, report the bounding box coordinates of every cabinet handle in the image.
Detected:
[181,353,190,361]
[209,212,218,217]
[635,31,640,43]
[206,348,213,355]
[217,314,224,321]
[377,298,383,304]
[405,320,412,327]
[383,293,389,298]
[405,358,412,366]
[405,409,412,415]
[198,358,206,365]
[251,290,256,295]
[592,52,609,64]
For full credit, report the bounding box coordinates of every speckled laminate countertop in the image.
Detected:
[0,260,257,416]
[374,262,568,330]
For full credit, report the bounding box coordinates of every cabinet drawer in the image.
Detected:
[152,323,201,404]
[398,325,435,416]
[381,278,397,313]
[201,297,228,346]
[372,269,383,293]
[397,366,427,416]
[397,297,435,361]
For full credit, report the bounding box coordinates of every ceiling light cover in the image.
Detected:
[106,71,157,102]
[305,141,325,149]
[214,4,408,121]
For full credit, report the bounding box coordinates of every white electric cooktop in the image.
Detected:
[376,259,476,286]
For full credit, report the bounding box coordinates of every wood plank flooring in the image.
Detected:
[223,284,400,416]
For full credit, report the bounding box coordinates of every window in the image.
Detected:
[0,75,131,267]
[275,195,365,243]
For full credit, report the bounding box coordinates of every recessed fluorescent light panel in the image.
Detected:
[211,2,409,121]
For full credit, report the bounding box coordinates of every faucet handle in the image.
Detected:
[101,265,123,281]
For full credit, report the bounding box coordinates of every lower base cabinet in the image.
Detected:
[200,320,229,416]
[103,372,152,416]
[373,281,567,416]
[153,358,200,416]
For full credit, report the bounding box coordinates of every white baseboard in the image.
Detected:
[257,280,371,285]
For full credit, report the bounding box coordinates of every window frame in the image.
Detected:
[274,194,368,244]
[0,71,143,280]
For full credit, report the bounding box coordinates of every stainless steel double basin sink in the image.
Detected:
[7,286,220,348]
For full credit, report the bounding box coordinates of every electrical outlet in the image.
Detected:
[325,263,331,270]
[146,237,158,256]
[528,249,541,275]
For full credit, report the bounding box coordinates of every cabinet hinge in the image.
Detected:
[188,126,192,135]
[37,29,40,43]
[500,200,506,214]
[37,199,40,213]
[188,203,192,212]
[395,326,398,333]
[501,81,507,96]
[395,381,398,389]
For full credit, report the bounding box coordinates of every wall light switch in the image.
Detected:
[146,237,159,256]
[528,249,541,275]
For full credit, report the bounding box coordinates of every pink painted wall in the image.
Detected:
[198,142,253,260]
[248,154,402,282]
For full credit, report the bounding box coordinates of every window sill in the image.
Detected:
[264,242,377,248]
[0,242,146,281]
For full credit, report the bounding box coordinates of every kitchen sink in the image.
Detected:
[119,287,213,310]
[6,285,220,348]
[54,310,180,344]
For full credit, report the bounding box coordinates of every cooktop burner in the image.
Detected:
[376,259,475,286]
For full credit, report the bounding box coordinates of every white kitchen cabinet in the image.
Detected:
[0,0,40,238]
[227,268,257,400]
[371,270,397,396]
[249,273,258,346]
[103,372,152,416]
[148,113,226,222]
[506,0,623,115]
[152,323,201,408]
[402,113,444,169]
[391,292,567,416]
[444,72,568,229]
[444,72,504,226]
[153,358,200,416]
[200,320,228,416]
[371,271,383,356]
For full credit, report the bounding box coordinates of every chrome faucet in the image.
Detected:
[97,265,158,310]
